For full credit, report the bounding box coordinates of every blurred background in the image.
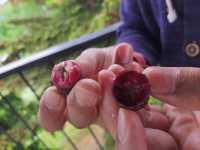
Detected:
[0,0,159,149]
[0,0,119,149]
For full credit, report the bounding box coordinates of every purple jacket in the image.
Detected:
[118,0,200,67]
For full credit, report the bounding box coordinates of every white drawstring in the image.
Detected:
[165,0,178,23]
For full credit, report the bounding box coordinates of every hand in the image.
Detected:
[38,43,144,132]
[106,103,200,150]
[116,108,178,150]
[149,104,200,150]
[38,61,178,150]
[92,66,177,150]
[144,67,200,110]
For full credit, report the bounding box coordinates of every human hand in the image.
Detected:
[94,66,177,150]
[38,43,145,132]
[144,67,200,110]
[126,103,200,150]
[115,108,179,150]
[38,60,179,150]
[148,104,200,150]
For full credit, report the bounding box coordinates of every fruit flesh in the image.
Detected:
[51,60,81,94]
[51,60,150,111]
[113,70,150,111]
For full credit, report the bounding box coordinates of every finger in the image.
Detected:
[143,67,200,109]
[163,106,200,149]
[148,105,164,113]
[114,43,134,67]
[169,117,200,150]
[164,107,199,146]
[193,111,200,125]
[38,86,67,132]
[116,108,147,150]
[67,79,101,128]
[75,48,105,78]
[108,64,125,76]
[133,51,146,67]
[162,104,176,114]
[137,110,170,131]
[76,43,134,78]
[98,69,119,138]
[143,67,178,95]
[108,63,143,76]
[147,104,176,117]
[166,108,200,150]
[148,103,176,116]
[131,62,144,73]
[145,128,179,150]
[182,128,200,150]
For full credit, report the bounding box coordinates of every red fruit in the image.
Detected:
[113,70,150,111]
[51,60,81,94]
[132,52,150,68]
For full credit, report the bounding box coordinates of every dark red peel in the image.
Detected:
[132,52,150,68]
[51,60,81,94]
[113,70,150,111]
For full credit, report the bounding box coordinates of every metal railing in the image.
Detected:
[0,22,120,150]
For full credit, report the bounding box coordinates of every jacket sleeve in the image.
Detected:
[117,0,161,65]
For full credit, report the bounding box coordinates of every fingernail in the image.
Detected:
[118,109,128,144]
[122,46,132,64]
[123,47,132,64]
[116,43,132,64]
[143,67,177,94]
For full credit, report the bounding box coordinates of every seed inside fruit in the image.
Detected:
[113,70,150,111]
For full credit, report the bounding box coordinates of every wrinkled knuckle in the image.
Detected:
[173,68,184,93]
[176,68,200,92]
[176,114,195,126]
[192,68,200,84]
[183,130,200,150]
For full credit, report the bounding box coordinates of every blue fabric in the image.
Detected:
[117,0,200,67]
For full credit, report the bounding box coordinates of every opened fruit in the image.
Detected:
[51,60,81,94]
[113,70,150,111]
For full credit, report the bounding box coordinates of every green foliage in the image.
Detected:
[0,0,120,149]
[0,0,119,63]
[103,132,115,150]
[149,97,162,105]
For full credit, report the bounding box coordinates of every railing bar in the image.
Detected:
[0,22,120,79]
[0,93,35,134]
[0,125,24,149]
[39,82,51,98]
[88,126,104,150]
[61,130,79,150]
[0,92,49,150]
[39,61,54,97]
[18,72,40,101]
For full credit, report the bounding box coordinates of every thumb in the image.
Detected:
[143,67,200,109]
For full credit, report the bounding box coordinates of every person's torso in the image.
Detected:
[138,0,200,67]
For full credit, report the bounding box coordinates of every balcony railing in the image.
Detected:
[0,22,120,150]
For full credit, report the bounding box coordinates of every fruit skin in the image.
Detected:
[113,70,150,111]
[132,52,150,68]
[51,60,81,94]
